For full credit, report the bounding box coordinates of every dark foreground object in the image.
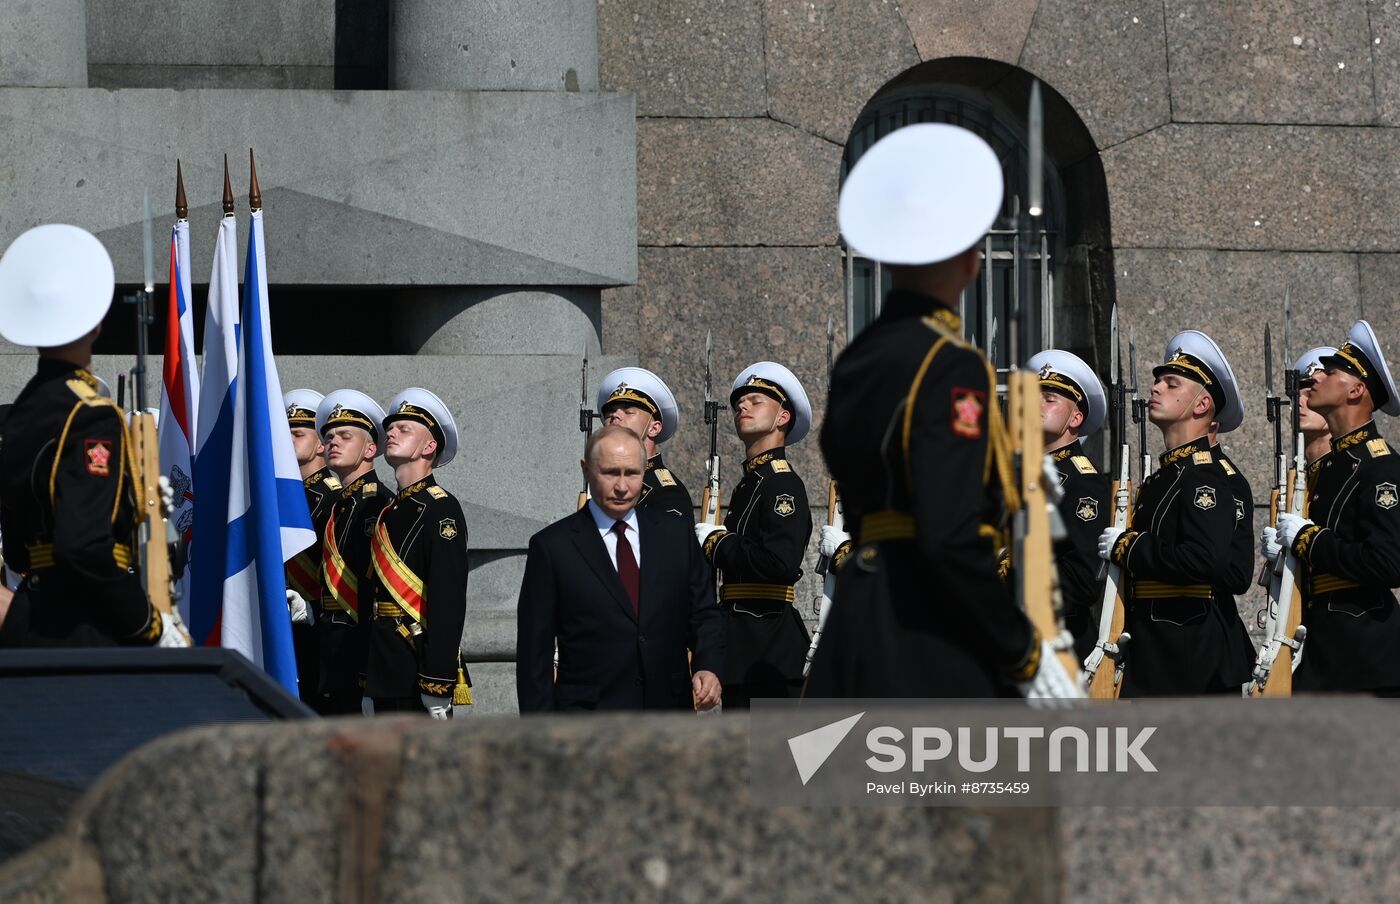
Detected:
[0,648,313,861]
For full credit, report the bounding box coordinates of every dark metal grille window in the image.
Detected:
[841,86,1063,366]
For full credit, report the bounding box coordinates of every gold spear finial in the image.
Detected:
[222,154,234,216]
[175,160,188,220]
[249,148,262,211]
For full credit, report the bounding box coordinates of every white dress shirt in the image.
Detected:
[586,499,641,569]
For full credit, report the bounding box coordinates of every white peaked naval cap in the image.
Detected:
[1294,347,1337,380]
[838,123,1005,266]
[1320,320,1400,417]
[1156,330,1245,434]
[385,387,460,468]
[596,366,680,444]
[317,389,388,448]
[0,224,116,347]
[730,361,812,445]
[1027,349,1108,439]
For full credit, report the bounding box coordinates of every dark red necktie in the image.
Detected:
[612,521,640,617]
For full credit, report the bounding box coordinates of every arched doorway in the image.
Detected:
[841,58,1116,388]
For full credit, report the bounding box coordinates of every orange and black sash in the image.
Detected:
[371,510,425,626]
[322,505,360,621]
[287,549,319,601]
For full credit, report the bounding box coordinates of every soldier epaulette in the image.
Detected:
[1219,458,1237,476]
[1191,450,1214,466]
[362,482,378,496]
[64,378,119,410]
[770,459,791,474]
[325,475,342,490]
[655,468,677,486]
[427,485,448,499]
[1367,438,1391,459]
[1072,455,1096,475]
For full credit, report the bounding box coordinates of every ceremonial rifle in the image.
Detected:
[124,184,188,643]
[1084,305,1133,696]
[1250,293,1308,695]
[1005,80,1082,687]
[700,330,723,526]
[805,314,843,677]
[577,347,595,510]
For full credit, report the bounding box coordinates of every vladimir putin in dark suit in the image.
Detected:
[517,426,725,712]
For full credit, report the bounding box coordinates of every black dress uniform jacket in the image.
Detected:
[364,474,469,703]
[0,360,163,647]
[1213,445,1256,595]
[1110,437,1255,695]
[805,291,1040,698]
[516,503,725,711]
[315,469,392,712]
[1049,444,1112,661]
[1291,422,1400,691]
[701,446,812,705]
[287,466,340,702]
[640,453,693,518]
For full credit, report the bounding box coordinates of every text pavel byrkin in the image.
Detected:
[864,726,1158,773]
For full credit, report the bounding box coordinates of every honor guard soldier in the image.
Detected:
[1098,331,1255,695]
[805,124,1070,698]
[364,389,471,717]
[597,366,693,518]
[1207,423,1255,597]
[283,388,339,701]
[1026,350,1111,662]
[1294,348,1337,465]
[694,362,813,707]
[1268,322,1400,694]
[0,225,180,648]
[314,389,393,714]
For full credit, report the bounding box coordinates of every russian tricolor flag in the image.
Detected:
[159,214,199,624]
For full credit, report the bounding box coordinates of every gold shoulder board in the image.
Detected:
[1192,451,1213,465]
[65,378,98,401]
[1072,455,1096,474]
[363,482,378,495]
[1368,438,1391,458]
[655,468,677,486]
[771,459,792,474]
[325,475,342,490]
[428,485,448,499]
[1220,459,1237,476]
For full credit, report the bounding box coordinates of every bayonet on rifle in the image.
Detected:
[700,331,723,525]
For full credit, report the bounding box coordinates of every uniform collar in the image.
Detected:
[745,446,787,473]
[647,453,664,471]
[397,472,438,499]
[1333,420,1377,453]
[881,290,961,334]
[1160,436,1210,468]
[1049,443,1078,462]
[305,466,338,489]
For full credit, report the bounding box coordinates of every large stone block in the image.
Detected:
[87,64,333,90]
[0,0,86,88]
[460,661,518,713]
[598,0,767,117]
[389,0,598,92]
[85,0,335,69]
[391,288,602,356]
[638,118,840,247]
[1372,0,1400,126]
[1164,0,1376,125]
[1359,250,1400,325]
[900,0,1039,64]
[1104,124,1400,252]
[0,88,637,286]
[764,0,921,144]
[1021,0,1170,149]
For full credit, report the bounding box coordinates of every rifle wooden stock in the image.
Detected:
[1258,469,1305,697]
[815,479,843,575]
[1088,480,1131,699]
[131,412,188,643]
[577,490,588,511]
[701,456,722,525]
[1008,371,1080,679]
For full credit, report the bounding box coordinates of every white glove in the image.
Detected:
[157,475,175,515]
[695,521,726,546]
[1097,526,1126,562]
[819,525,851,559]
[1018,640,1085,700]
[157,611,191,648]
[361,696,375,717]
[1276,512,1313,550]
[286,588,314,626]
[421,693,452,720]
[1259,525,1282,565]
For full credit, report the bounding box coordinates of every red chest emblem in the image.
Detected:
[951,388,985,439]
[85,439,112,476]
